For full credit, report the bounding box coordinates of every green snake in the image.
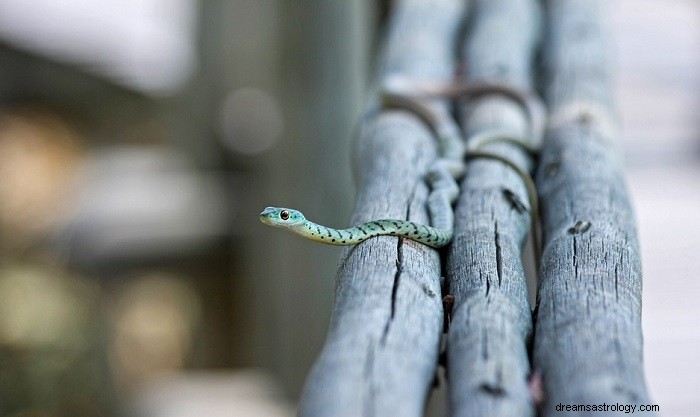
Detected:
[260,207,452,248]
[260,78,545,249]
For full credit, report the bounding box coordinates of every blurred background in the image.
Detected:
[0,0,696,416]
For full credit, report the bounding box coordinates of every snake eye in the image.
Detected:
[280,210,290,220]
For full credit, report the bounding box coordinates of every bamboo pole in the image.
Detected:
[297,1,465,415]
[445,0,543,416]
[533,1,656,415]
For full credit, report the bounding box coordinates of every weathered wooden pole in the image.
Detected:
[533,1,656,415]
[445,0,542,416]
[297,0,465,416]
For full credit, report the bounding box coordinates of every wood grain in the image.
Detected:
[445,1,542,416]
[533,1,656,415]
[298,1,465,415]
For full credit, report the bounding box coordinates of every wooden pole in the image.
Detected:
[297,0,465,415]
[445,0,542,416]
[533,0,656,414]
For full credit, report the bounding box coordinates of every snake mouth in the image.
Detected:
[259,207,278,225]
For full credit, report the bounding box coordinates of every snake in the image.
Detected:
[260,78,545,250]
[260,206,452,248]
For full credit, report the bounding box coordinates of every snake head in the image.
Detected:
[259,207,306,228]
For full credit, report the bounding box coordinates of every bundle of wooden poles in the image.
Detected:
[298,1,655,416]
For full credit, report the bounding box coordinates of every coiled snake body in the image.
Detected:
[260,79,544,249]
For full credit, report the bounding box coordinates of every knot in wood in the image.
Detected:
[568,220,591,235]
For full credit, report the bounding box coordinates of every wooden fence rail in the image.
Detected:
[298,0,465,416]
[446,0,542,416]
[533,1,656,415]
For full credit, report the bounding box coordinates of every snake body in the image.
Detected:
[260,78,544,250]
[259,207,451,248]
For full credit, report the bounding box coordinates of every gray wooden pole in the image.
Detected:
[533,1,656,415]
[297,0,465,416]
[445,0,542,416]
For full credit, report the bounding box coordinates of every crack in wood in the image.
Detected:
[479,382,507,397]
[363,344,376,417]
[572,235,579,279]
[381,184,416,345]
[495,221,503,287]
